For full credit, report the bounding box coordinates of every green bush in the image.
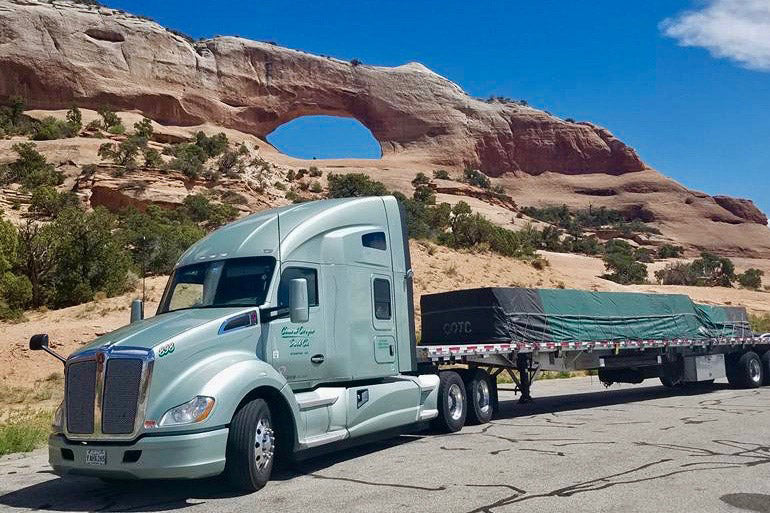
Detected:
[133,117,153,139]
[463,168,491,189]
[412,172,431,187]
[181,194,238,229]
[602,239,647,284]
[28,186,80,217]
[195,131,228,158]
[737,268,764,290]
[98,107,122,131]
[308,166,322,177]
[66,106,82,134]
[170,143,208,178]
[143,147,163,168]
[309,181,323,193]
[658,244,684,259]
[216,150,239,176]
[5,143,63,189]
[654,261,698,286]
[433,169,450,180]
[751,314,770,333]
[690,252,735,287]
[327,173,388,198]
[49,207,132,307]
[98,137,143,168]
[32,116,77,141]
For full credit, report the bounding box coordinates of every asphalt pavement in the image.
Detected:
[2,376,769,513]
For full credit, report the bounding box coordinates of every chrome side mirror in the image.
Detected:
[289,278,309,324]
[130,299,144,323]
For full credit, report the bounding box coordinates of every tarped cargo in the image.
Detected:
[420,287,752,345]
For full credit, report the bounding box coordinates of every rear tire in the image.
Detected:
[726,351,763,389]
[225,398,275,492]
[761,351,770,386]
[464,369,494,425]
[431,371,467,433]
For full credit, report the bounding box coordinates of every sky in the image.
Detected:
[105,0,770,216]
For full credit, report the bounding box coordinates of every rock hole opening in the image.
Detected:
[267,115,382,160]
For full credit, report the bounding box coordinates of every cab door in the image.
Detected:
[269,264,327,390]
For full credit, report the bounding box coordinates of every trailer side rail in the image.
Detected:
[416,336,766,363]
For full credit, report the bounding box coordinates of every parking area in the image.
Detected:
[2,376,770,513]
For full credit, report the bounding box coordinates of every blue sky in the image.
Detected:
[106,0,770,215]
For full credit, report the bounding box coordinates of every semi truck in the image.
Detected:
[29,196,770,492]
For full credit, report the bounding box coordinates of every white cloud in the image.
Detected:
[660,0,770,71]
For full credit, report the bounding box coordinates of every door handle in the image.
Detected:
[311,354,325,364]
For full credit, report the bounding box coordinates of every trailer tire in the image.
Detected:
[726,351,763,389]
[464,369,495,425]
[225,398,275,492]
[761,351,770,386]
[432,371,467,433]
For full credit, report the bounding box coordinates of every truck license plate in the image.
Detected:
[85,449,106,465]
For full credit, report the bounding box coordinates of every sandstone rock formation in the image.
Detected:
[0,0,643,176]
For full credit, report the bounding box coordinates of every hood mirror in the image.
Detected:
[289,278,309,324]
[130,299,144,323]
[29,333,66,364]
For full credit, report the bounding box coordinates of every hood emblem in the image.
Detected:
[157,342,175,358]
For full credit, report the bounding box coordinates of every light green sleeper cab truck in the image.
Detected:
[30,196,769,491]
[35,196,457,491]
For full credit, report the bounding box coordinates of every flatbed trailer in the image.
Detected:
[418,335,770,402]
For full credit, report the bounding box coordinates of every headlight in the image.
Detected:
[52,401,64,433]
[159,396,215,427]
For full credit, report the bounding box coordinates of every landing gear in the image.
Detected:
[516,353,534,403]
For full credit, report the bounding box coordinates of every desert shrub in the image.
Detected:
[180,194,238,229]
[327,173,388,198]
[286,170,296,182]
[690,252,735,287]
[133,117,153,139]
[350,58,362,66]
[117,206,206,275]
[602,239,647,284]
[412,172,431,187]
[308,166,322,177]
[309,181,323,193]
[285,190,300,202]
[438,202,535,258]
[98,137,143,168]
[66,106,82,134]
[413,184,436,205]
[107,123,125,135]
[274,181,287,191]
[98,107,122,131]
[463,168,491,189]
[48,207,132,307]
[750,314,770,333]
[32,116,76,140]
[654,262,699,286]
[169,143,208,178]
[658,244,684,259]
[737,268,764,290]
[28,186,81,218]
[216,150,239,176]
[85,119,103,132]
[195,131,228,158]
[5,143,63,189]
[219,190,249,205]
[634,247,655,263]
[0,96,36,137]
[143,147,163,168]
[433,169,450,180]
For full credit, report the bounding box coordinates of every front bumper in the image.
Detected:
[49,428,228,480]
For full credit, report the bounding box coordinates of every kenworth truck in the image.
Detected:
[29,196,770,491]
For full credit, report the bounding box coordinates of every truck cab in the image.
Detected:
[43,196,442,491]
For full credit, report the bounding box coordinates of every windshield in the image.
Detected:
[158,257,276,314]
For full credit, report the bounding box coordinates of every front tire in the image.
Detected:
[225,398,275,492]
[464,369,494,425]
[431,371,467,433]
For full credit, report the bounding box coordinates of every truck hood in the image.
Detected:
[74,308,246,355]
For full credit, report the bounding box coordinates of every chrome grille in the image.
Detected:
[66,360,97,434]
[102,359,143,434]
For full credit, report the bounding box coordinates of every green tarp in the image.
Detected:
[420,288,752,345]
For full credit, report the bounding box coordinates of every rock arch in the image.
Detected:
[0,0,645,177]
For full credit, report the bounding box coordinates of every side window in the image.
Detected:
[362,232,387,251]
[278,267,318,307]
[373,278,391,320]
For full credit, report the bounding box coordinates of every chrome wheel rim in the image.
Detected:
[254,416,274,471]
[749,359,761,383]
[448,383,464,421]
[475,380,491,414]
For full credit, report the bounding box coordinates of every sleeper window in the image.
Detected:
[362,232,387,251]
[373,278,391,320]
[278,267,318,307]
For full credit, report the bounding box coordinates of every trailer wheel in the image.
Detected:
[225,398,275,492]
[432,371,467,433]
[726,351,763,389]
[761,351,770,386]
[464,369,494,425]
